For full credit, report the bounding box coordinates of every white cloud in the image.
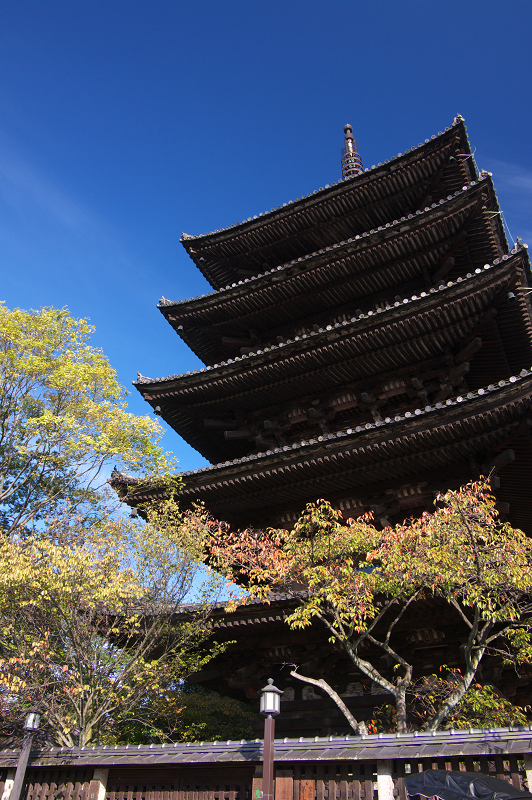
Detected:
[0,131,145,296]
[480,158,532,245]
[487,159,532,197]
[0,139,104,239]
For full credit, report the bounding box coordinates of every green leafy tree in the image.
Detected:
[0,499,225,747]
[174,687,258,742]
[113,684,259,744]
[0,304,172,540]
[411,672,531,731]
[0,305,228,746]
[210,481,532,733]
[367,676,531,734]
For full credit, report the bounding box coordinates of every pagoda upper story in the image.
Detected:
[161,178,505,368]
[180,120,480,290]
[119,117,532,534]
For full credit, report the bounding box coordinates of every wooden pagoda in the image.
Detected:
[112,116,532,735]
[119,115,532,535]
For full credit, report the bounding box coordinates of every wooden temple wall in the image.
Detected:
[3,749,532,800]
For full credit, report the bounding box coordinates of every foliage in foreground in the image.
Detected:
[210,481,532,733]
[0,499,225,747]
[0,303,174,541]
[412,673,531,730]
[368,678,531,733]
[111,684,259,744]
[0,304,233,747]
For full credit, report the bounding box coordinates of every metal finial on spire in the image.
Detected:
[341,124,363,179]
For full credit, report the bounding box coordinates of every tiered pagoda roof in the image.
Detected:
[162,179,505,365]
[180,120,478,289]
[124,366,532,533]
[114,116,532,535]
[140,253,530,462]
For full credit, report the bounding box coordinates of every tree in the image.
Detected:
[0,499,225,747]
[209,481,532,733]
[112,683,259,744]
[0,304,172,540]
[170,687,259,742]
[367,676,531,734]
[410,672,531,731]
[0,304,229,747]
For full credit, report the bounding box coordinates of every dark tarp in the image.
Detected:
[405,770,532,800]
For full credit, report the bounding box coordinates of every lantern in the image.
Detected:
[260,678,283,716]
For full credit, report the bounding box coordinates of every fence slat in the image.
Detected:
[363,773,373,800]
[316,765,324,800]
[508,756,522,790]
[327,773,336,800]
[339,765,348,800]
[495,756,507,781]
[299,781,314,800]
[275,775,293,800]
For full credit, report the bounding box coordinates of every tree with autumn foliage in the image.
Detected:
[209,481,532,733]
[0,304,227,746]
[0,498,225,747]
[410,671,531,731]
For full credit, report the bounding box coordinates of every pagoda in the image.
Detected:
[113,117,532,735]
[121,116,532,535]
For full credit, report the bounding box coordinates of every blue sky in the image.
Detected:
[1,0,531,472]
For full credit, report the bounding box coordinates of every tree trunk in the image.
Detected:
[425,646,485,731]
[395,687,408,733]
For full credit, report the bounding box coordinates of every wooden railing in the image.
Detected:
[105,784,250,800]
[1,727,532,800]
[0,768,94,800]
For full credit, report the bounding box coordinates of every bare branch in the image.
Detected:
[289,669,367,735]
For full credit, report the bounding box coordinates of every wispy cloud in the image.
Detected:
[482,158,532,244]
[0,131,148,306]
[0,137,110,242]
[487,159,532,197]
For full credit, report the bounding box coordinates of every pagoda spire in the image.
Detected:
[341,124,363,179]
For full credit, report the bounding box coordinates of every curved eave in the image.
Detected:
[136,258,529,462]
[181,121,476,289]
[163,180,505,365]
[140,257,521,394]
[120,371,532,532]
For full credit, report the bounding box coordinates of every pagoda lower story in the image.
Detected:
[177,592,532,738]
[113,116,532,734]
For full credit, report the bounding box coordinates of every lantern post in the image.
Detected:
[260,679,283,800]
[10,712,41,800]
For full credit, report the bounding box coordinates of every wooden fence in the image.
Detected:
[105,765,254,800]
[0,769,94,800]
[1,727,532,800]
[285,754,529,800]
[0,757,528,800]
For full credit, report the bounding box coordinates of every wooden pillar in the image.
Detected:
[377,760,394,800]
[1,769,16,800]
[88,768,109,800]
[524,754,532,792]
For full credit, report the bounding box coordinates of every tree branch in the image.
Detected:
[289,669,367,734]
